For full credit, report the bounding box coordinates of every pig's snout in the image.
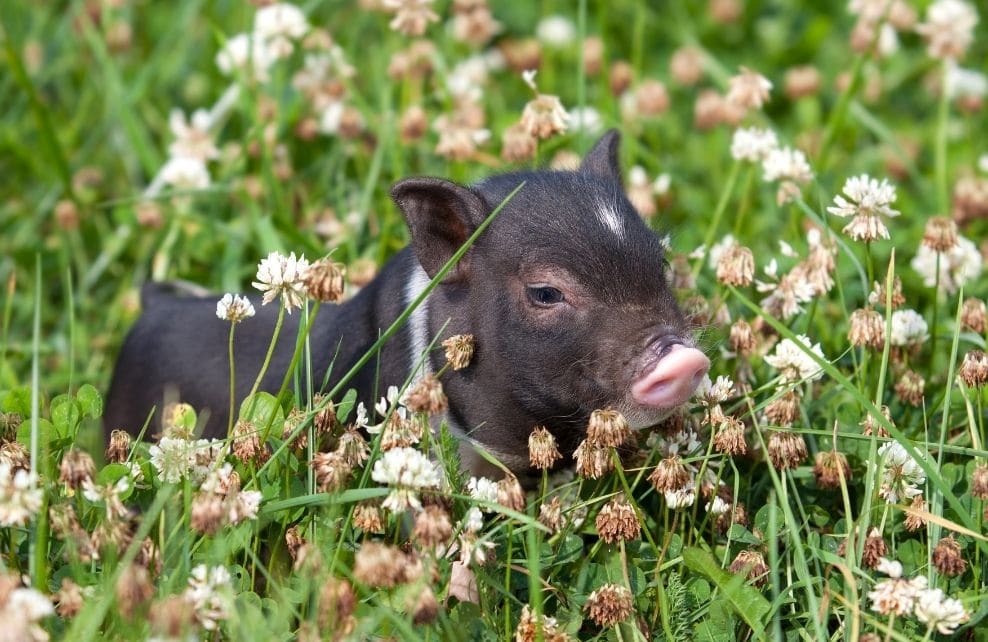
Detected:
[631,338,710,409]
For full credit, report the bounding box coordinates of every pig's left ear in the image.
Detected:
[580,129,622,181]
[391,177,488,281]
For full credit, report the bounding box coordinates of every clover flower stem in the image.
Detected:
[935,60,950,216]
[883,613,896,642]
[227,323,236,438]
[244,305,285,422]
[525,520,544,639]
[929,252,941,375]
[920,623,935,642]
[877,504,889,536]
[609,449,660,553]
[693,159,740,280]
[503,522,515,640]
[818,52,865,170]
[731,165,756,237]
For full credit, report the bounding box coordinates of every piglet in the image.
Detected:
[105,130,709,477]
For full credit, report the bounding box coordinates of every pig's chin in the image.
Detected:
[617,405,678,431]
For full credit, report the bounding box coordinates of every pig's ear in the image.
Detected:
[580,129,622,180]
[391,177,488,281]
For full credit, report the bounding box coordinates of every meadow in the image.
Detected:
[1,0,987,640]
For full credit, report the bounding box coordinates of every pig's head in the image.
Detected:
[391,130,709,470]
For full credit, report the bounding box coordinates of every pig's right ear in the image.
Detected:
[580,129,622,181]
[391,177,488,281]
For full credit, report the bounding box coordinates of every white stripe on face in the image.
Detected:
[596,197,624,238]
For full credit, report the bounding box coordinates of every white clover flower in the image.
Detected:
[228,490,262,524]
[216,293,256,323]
[664,486,696,509]
[689,233,737,269]
[160,156,210,191]
[647,429,703,458]
[371,446,441,512]
[463,506,484,533]
[979,154,988,173]
[889,309,929,347]
[910,234,982,294]
[216,33,275,81]
[826,174,900,242]
[252,251,311,313]
[0,462,43,527]
[653,173,671,195]
[168,108,219,162]
[762,147,813,184]
[764,335,826,383]
[317,101,345,136]
[467,476,499,505]
[914,587,970,634]
[520,93,570,139]
[149,437,196,484]
[945,62,987,99]
[568,106,603,135]
[384,0,439,37]
[0,584,54,642]
[730,127,779,162]
[184,564,234,631]
[915,0,979,61]
[705,496,730,515]
[447,55,490,102]
[535,15,576,47]
[876,441,926,504]
[694,374,734,406]
[875,557,903,578]
[81,477,131,519]
[876,23,899,58]
[868,566,921,616]
[253,3,309,59]
[726,67,772,110]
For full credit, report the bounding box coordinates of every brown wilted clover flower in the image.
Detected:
[727,66,772,111]
[497,473,526,512]
[932,536,966,577]
[317,578,356,636]
[520,93,569,140]
[383,0,438,37]
[409,586,440,625]
[54,578,84,618]
[105,429,132,464]
[861,406,893,437]
[285,525,305,563]
[960,297,987,334]
[404,375,448,415]
[450,0,500,47]
[895,370,925,406]
[312,394,337,435]
[116,563,154,619]
[716,244,755,287]
[399,105,429,143]
[528,426,562,470]
[584,583,634,627]
[952,175,988,224]
[958,350,988,387]
[586,408,630,448]
[573,438,612,479]
[715,502,749,534]
[336,427,370,468]
[764,389,801,427]
[634,79,670,117]
[539,496,564,533]
[729,318,757,356]
[515,604,569,642]
[59,449,95,490]
[670,46,704,86]
[971,464,988,500]
[813,450,851,489]
[921,216,959,253]
[868,276,905,309]
[784,65,821,99]
[848,308,885,350]
[595,495,640,544]
[443,334,475,370]
[190,493,227,535]
[413,505,453,548]
[862,527,887,569]
[303,258,346,303]
[353,501,385,533]
[608,60,633,96]
[648,456,691,493]
[433,111,489,161]
[501,123,537,163]
[354,542,418,588]
[232,419,269,463]
[729,549,769,587]
[312,451,353,492]
[767,429,807,470]
[713,416,747,456]
[903,495,927,532]
[0,441,29,472]
[148,596,196,642]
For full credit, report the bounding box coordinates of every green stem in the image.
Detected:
[929,252,941,378]
[818,53,866,170]
[693,160,741,280]
[227,323,236,437]
[244,305,285,419]
[935,61,951,215]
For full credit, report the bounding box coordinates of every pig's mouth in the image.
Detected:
[623,337,710,427]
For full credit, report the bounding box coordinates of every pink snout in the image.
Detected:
[631,345,710,408]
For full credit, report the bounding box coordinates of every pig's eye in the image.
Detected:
[527,285,565,306]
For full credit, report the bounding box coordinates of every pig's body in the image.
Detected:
[105,131,710,478]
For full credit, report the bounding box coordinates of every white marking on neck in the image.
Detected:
[596,197,624,238]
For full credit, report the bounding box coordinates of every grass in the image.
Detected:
[1,1,987,640]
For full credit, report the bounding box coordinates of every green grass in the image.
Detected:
[1,1,987,640]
